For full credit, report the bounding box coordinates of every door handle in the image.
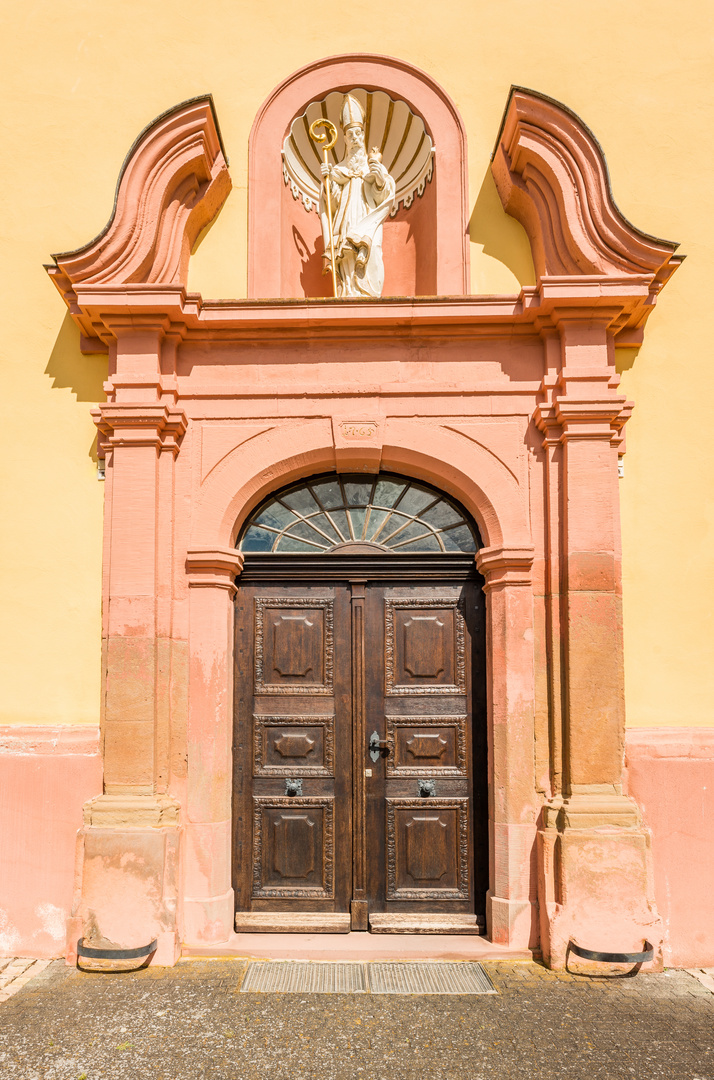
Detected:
[369,731,389,763]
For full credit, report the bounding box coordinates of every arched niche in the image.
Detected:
[248,54,470,299]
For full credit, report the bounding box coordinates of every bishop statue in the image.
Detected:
[319,94,396,298]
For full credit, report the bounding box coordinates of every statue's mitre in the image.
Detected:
[340,94,365,130]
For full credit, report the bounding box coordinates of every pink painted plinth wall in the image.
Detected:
[626,729,714,968]
[0,727,102,958]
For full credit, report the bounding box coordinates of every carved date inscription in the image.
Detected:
[340,421,378,440]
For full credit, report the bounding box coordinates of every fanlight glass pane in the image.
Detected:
[237,473,480,554]
[344,481,373,506]
[255,501,297,530]
[311,479,343,509]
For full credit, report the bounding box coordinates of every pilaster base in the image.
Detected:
[183,888,235,946]
[538,795,663,970]
[486,893,536,949]
[66,795,182,969]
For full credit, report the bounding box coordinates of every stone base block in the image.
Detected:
[538,797,663,970]
[67,795,181,969]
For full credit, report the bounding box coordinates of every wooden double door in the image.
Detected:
[233,558,487,933]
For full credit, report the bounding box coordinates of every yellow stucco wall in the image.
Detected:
[1,1,712,726]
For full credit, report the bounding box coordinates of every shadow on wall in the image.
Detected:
[293,225,331,298]
[615,347,639,374]
[469,168,536,288]
[45,312,107,463]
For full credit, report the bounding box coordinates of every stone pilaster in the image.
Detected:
[535,316,662,968]
[476,546,538,948]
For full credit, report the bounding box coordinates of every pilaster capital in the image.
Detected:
[533,402,562,446]
[186,548,244,592]
[476,545,534,589]
[91,403,187,453]
[83,794,180,828]
[550,793,642,831]
[554,397,633,443]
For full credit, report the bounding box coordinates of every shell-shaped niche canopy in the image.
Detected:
[282,89,434,216]
[238,473,480,555]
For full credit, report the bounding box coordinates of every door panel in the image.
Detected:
[364,582,477,914]
[253,715,334,776]
[254,597,334,694]
[253,797,334,898]
[384,597,466,695]
[386,715,468,776]
[234,584,351,917]
[386,798,470,900]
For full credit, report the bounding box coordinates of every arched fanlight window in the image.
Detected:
[238,473,480,554]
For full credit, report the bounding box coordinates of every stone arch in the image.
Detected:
[190,417,530,553]
[248,54,470,299]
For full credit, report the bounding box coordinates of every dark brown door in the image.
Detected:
[361,581,483,929]
[233,583,353,928]
[233,561,486,932]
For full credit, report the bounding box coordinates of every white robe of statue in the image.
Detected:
[319,115,396,299]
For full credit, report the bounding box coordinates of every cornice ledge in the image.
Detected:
[492,88,682,330]
[46,97,231,327]
[476,545,535,588]
[186,548,244,588]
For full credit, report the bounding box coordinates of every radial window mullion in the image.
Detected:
[238,472,479,553]
[322,510,348,542]
[370,509,396,542]
[278,531,326,551]
[304,516,342,546]
[379,516,418,545]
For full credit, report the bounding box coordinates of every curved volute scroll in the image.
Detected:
[492,88,682,289]
[47,97,231,305]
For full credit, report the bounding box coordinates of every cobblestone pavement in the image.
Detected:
[0,958,712,1079]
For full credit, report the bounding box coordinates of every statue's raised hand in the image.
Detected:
[320,162,332,178]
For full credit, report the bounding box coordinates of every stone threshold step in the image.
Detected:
[234,913,351,934]
[369,914,482,935]
[234,912,483,935]
[183,931,534,963]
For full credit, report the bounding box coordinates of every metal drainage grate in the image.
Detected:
[240,961,367,994]
[240,960,495,995]
[369,962,496,995]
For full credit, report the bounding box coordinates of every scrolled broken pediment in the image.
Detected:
[46,96,231,303]
[492,87,681,284]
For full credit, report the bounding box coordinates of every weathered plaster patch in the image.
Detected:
[0,909,21,955]
[34,903,66,944]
